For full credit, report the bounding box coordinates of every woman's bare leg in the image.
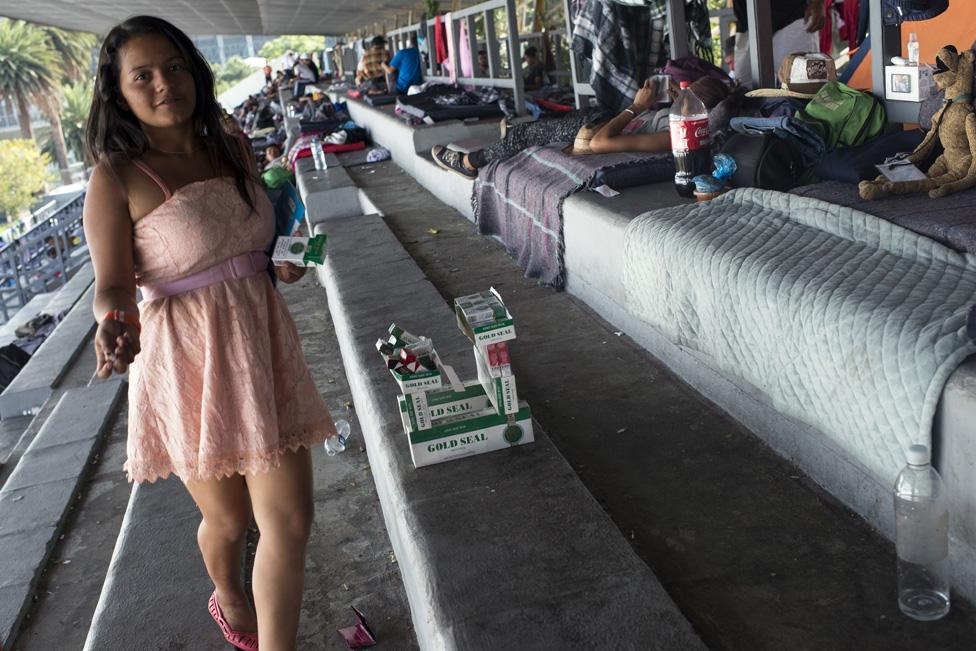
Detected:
[183,474,257,632]
[245,447,315,651]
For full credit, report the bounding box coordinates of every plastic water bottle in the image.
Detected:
[893,444,950,620]
[907,32,920,65]
[311,137,328,171]
[324,419,351,456]
[669,81,712,199]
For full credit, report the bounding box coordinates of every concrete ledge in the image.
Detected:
[295,156,380,227]
[0,379,124,649]
[83,477,225,651]
[316,213,704,650]
[0,285,97,419]
[0,293,54,346]
[0,262,94,347]
[562,184,976,603]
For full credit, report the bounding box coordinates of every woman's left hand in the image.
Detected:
[632,78,658,113]
[276,261,307,283]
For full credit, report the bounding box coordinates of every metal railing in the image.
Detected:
[379,0,527,115]
[0,191,88,325]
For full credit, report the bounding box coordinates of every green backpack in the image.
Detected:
[796,81,887,150]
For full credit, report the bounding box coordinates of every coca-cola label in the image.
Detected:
[670,117,710,151]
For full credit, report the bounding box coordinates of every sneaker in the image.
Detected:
[431,145,477,179]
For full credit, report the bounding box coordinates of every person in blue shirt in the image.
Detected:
[383,34,423,94]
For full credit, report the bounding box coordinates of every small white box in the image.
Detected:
[884,64,933,103]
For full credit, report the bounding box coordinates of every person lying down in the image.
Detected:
[431,76,730,179]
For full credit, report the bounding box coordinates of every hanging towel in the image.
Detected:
[435,15,448,64]
[458,18,474,78]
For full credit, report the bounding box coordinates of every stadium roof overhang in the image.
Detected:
[0,0,434,36]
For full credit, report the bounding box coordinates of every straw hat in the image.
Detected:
[561,123,603,156]
[745,52,837,99]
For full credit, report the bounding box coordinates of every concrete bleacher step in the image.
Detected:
[312,213,704,649]
[0,284,97,419]
[0,263,94,346]
[0,293,54,345]
[294,155,381,227]
[0,379,124,649]
[83,477,228,651]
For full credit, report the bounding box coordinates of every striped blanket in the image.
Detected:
[473,143,672,288]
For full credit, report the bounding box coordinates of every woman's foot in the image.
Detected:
[213,588,258,633]
[431,145,478,179]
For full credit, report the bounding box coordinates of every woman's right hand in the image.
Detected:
[94,318,141,379]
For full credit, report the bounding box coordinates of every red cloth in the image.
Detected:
[291,141,367,169]
[434,15,448,64]
[820,0,834,54]
[840,0,861,50]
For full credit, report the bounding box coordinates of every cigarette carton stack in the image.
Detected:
[378,288,533,467]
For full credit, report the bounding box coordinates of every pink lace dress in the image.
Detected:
[123,159,334,483]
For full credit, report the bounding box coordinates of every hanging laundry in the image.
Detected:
[458,18,474,78]
[434,15,448,65]
[820,0,834,54]
[571,0,656,112]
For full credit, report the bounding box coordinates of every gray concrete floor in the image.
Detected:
[13,275,416,650]
[346,160,976,651]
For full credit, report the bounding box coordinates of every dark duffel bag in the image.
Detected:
[720,132,806,192]
[0,343,30,392]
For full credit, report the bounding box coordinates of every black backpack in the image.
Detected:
[720,132,806,192]
[0,343,31,392]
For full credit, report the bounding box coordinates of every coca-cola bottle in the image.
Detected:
[669,81,712,198]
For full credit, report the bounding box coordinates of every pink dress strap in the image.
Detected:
[131,158,173,200]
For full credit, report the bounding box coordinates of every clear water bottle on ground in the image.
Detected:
[325,419,351,456]
[669,81,712,199]
[311,137,328,170]
[893,444,950,620]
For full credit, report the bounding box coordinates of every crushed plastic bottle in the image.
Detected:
[325,419,351,456]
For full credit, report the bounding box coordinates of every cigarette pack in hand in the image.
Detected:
[271,234,326,266]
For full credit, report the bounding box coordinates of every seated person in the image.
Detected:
[294,53,318,82]
[356,36,390,86]
[478,49,490,76]
[431,76,729,179]
[383,34,423,94]
[263,143,287,171]
[522,46,548,91]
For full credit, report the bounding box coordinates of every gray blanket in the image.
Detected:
[792,181,976,254]
[623,188,976,482]
[473,143,671,288]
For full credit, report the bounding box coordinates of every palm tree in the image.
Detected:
[0,19,58,141]
[0,19,94,184]
[37,26,96,183]
[60,80,92,164]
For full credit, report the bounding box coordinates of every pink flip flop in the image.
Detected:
[208,591,259,651]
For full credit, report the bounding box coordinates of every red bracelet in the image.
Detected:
[102,309,141,332]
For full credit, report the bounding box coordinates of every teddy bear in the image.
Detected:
[859,45,976,200]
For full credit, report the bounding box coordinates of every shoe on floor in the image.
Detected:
[208,591,259,651]
[431,145,477,179]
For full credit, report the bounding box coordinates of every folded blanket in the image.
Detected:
[474,143,672,288]
[623,188,976,482]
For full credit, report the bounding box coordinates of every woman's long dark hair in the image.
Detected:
[85,15,255,211]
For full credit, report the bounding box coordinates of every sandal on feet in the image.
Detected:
[208,591,259,651]
[431,145,478,179]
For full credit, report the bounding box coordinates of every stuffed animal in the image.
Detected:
[859,45,976,200]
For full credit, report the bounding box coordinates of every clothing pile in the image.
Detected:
[396,84,507,122]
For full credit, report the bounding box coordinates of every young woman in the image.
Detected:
[84,16,334,651]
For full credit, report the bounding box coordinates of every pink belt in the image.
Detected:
[140,251,269,302]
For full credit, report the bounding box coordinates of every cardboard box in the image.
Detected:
[475,345,518,415]
[400,381,494,432]
[455,287,516,348]
[272,234,326,266]
[401,401,534,467]
[390,365,442,395]
[884,64,934,102]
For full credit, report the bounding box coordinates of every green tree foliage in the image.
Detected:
[0,19,59,140]
[60,80,93,163]
[0,139,51,219]
[211,56,256,95]
[257,35,326,62]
